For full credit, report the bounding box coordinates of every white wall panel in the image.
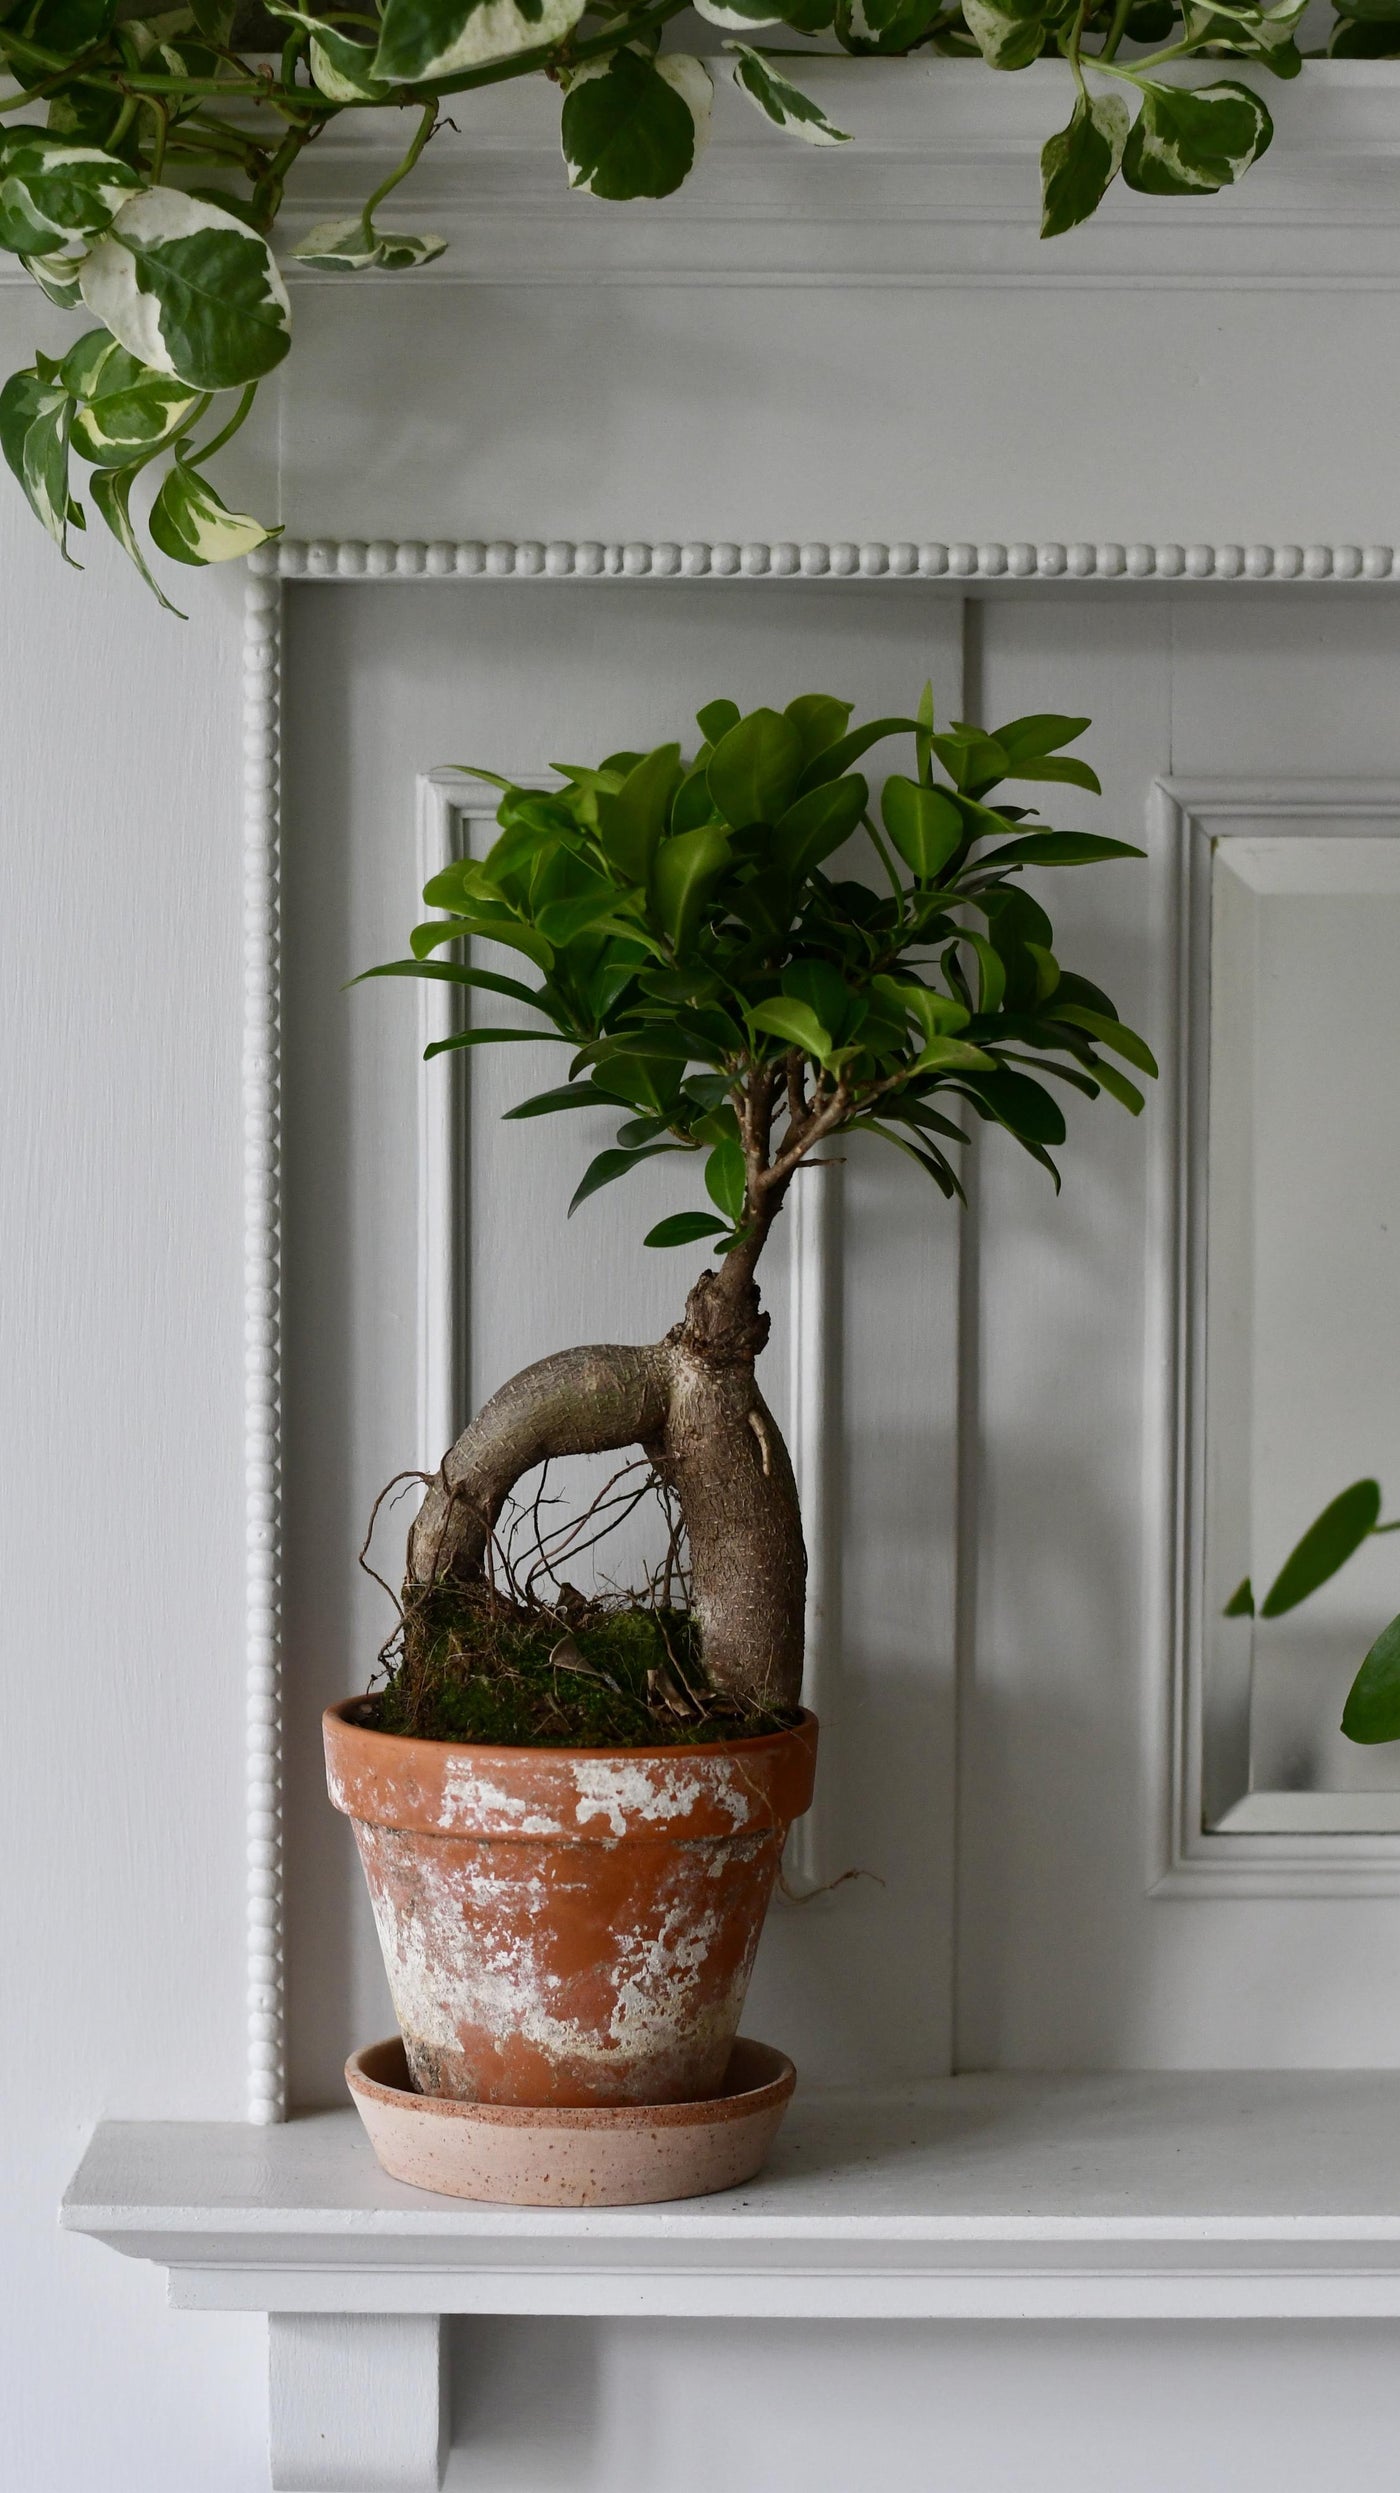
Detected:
[959,589,1400,2067]
[0,310,264,2483]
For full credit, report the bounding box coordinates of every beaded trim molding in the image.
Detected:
[240,529,1400,2121]
[251,538,1400,583]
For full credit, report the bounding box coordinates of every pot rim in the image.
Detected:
[324,1692,818,1764]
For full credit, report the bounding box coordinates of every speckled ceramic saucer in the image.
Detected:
[345,2034,796,2207]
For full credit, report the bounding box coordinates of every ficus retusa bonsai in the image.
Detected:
[360,687,1157,1733]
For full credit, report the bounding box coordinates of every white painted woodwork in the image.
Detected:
[1161,792,1400,1876]
[21,65,1400,2493]
[67,2070,1400,2321]
[269,2315,446,2491]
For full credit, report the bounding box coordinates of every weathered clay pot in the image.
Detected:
[324,1700,818,2108]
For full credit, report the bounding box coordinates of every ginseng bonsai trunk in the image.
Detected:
[406,1207,807,1711]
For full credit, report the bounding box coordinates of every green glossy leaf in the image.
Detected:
[561,51,712,202]
[351,958,544,1011]
[645,1210,731,1248]
[881,775,964,880]
[928,728,1010,793]
[1040,93,1130,238]
[651,823,732,951]
[1341,1611,1400,1745]
[980,830,1145,867]
[773,774,868,876]
[705,1135,747,1221]
[80,190,291,392]
[1223,1576,1255,1618]
[1052,1001,1158,1078]
[795,715,918,793]
[747,995,832,1059]
[1260,1480,1382,1618]
[708,706,805,828]
[959,1067,1067,1146]
[423,1027,564,1060]
[995,713,1091,764]
[1122,79,1273,197]
[783,694,853,765]
[696,698,740,744]
[784,959,859,1041]
[912,1034,997,1075]
[597,743,683,882]
[568,1141,677,1215]
[1089,1055,1146,1115]
[374,0,583,80]
[873,975,971,1044]
[1009,754,1103,794]
[727,44,850,142]
[148,455,278,566]
[502,1081,609,1118]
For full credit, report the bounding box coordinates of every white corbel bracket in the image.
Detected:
[269,2314,446,2493]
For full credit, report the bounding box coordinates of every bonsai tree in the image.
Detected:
[0,0,1348,601]
[1226,1482,1400,1744]
[362,688,1157,1737]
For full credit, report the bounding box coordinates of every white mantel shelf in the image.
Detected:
[63,2070,1400,2324]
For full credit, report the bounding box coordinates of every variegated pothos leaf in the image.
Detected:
[148,455,280,565]
[372,0,585,84]
[291,218,448,271]
[79,188,291,391]
[727,45,851,141]
[0,126,141,258]
[562,51,713,200]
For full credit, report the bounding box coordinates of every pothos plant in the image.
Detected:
[360,688,1157,1736]
[0,0,1368,606]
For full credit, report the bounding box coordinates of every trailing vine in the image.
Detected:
[0,0,1362,601]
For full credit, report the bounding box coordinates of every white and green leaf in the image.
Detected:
[90,462,185,614]
[1040,90,1130,236]
[1121,78,1273,195]
[0,365,80,558]
[292,216,448,271]
[372,0,584,84]
[263,0,392,98]
[727,45,850,143]
[147,454,280,566]
[21,247,88,309]
[0,125,141,258]
[61,329,204,466]
[80,188,291,392]
[962,0,1048,68]
[692,0,781,28]
[562,50,712,201]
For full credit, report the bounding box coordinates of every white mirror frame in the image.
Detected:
[242,536,1400,2123]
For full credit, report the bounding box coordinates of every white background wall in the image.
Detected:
[12,67,1400,2488]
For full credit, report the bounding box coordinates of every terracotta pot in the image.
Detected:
[324,1700,818,2108]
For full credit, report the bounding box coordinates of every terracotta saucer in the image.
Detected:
[345,2034,796,2207]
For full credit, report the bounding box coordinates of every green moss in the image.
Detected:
[375,1587,794,1748]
